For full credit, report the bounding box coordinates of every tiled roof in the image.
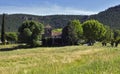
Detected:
[45,24,52,28]
[52,32,62,37]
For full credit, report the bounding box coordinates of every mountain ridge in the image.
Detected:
[0,4,120,32]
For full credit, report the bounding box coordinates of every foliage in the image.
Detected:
[62,20,83,45]
[101,26,113,42]
[82,20,106,45]
[89,5,120,29]
[6,32,18,42]
[0,14,87,32]
[52,28,62,33]
[113,29,120,40]
[1,14,5,44]
[18,20,44,47]
[112,29,120,45]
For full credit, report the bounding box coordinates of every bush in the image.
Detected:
[6,32,18,43]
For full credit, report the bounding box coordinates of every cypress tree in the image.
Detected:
[1,14,5,44]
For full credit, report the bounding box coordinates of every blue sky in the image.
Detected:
[0,0,120,15]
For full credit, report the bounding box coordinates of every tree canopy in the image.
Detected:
[62,20,83,45]
[82,20,106,45]
[18,20,44,47]
[6,32,18,42]
[113,29,120,40]
[101,26,113,42]
[1,14,5,44]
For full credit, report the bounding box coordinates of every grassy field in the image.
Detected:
[0,43,120,74]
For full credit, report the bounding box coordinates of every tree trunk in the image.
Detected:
[1,14,5,44]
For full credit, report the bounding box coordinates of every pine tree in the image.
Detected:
[1,14,5,44]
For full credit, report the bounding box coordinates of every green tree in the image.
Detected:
[113,29,120,47]
[102,26,113,42]
[18,21,44,47]
[1,14,6,44]
[6,32,18,43]
[62,20,83,45]
[82,20,106,45]
[113,29,120,40]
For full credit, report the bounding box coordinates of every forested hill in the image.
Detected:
[89,5,120,29]
[0,14,88,32]
[0,5,120,32]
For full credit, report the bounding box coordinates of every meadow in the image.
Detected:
[0,43,120,74]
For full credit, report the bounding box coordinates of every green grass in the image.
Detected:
[0,43,120,74]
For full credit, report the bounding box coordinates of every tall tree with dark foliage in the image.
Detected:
[1,14,6,44]
[62,20,83,45]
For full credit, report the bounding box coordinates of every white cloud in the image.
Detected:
[0,5,98,15]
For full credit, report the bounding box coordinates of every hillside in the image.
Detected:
[0,14,87,32]
[89,5,120,29]
[0,43,120,74]
[0,5,120,32]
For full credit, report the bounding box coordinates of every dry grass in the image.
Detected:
[0,43,120,74]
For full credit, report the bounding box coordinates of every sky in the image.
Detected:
[0,0,120,15]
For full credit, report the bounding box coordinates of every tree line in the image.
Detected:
[1,14,120,47]
[62,19,120,47]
